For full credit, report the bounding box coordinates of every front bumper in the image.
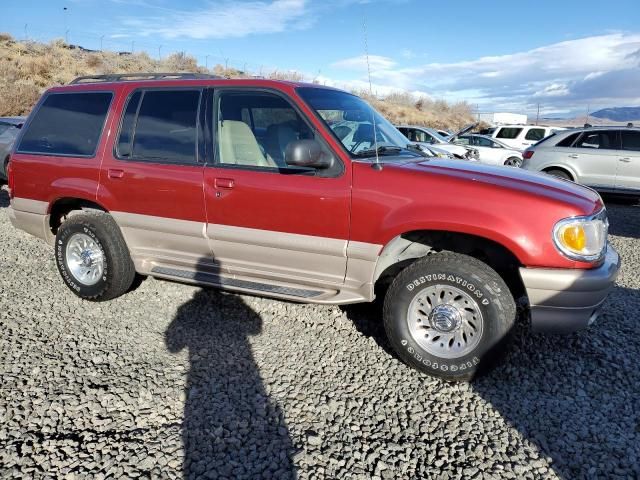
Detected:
[519,245,620,333]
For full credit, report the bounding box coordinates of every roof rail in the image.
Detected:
[69,72,221,84]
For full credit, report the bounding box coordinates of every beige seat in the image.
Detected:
[218,120,276,168]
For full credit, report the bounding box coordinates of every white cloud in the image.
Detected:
[122,0,308,39]
[329,33,640,113]
[332,55,397,71]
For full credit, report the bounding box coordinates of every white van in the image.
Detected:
[484,125,566,150]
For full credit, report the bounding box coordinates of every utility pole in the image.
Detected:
[586,104,590,125]
[63,7,69,43]
[131,41,135,53]
[205,55,209,69]
[24,23,28,41]
[158,45,162,61]
[536,103,540,125]
[100,35,105,51]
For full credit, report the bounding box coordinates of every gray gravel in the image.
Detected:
[1,185,639,479]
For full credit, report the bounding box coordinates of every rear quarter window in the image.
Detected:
[17,92,112,157]
[495,127,523,139]
[555,132,580,147]
[524,128,546,141]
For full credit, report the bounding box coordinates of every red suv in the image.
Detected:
[7,73,620,380]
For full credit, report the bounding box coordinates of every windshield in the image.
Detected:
[297,87,417,157]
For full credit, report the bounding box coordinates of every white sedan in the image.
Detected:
[451,134,524,167]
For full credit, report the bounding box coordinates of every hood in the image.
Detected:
[446,122,478,141]
[393,158,602,213]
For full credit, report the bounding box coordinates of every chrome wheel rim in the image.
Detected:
[407,284,483,359]
[65,233,104,286]
[505,157,522,167]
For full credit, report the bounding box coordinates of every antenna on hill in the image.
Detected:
[362,11,381,170]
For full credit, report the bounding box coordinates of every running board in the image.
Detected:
[150,266,324,299]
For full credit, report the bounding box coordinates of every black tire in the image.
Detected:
[545,169,571,180]
[55,211,135,301]
[383,252,516,381]
[0,156,8,183]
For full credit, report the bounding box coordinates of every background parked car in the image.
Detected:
[0,116,25,182]
[482,124,565,150]
[397,125,478,159]
[451,134,524,166]
[522,126,640,197]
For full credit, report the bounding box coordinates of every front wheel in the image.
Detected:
[383,252,516,381]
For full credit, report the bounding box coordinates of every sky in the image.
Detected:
[3,0,640,117]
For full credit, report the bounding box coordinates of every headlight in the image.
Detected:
[552,209,608,262]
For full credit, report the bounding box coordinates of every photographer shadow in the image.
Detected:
[165,283,296,479]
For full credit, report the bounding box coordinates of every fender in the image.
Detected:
[370,203,537,266]
[48,178,102,212]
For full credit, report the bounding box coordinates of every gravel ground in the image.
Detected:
[1,185,639,479]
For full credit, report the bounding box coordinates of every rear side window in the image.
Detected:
[555,132,580,147]
[575,131,618,150]
[116,89,201,164]
[18,92,112,156]
[0,123,10,136]
[621,131,640,151]
[496,127,522,139]
[524,128,546,141]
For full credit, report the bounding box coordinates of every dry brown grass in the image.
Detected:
[0,34,475,129]
[355,90,475,130]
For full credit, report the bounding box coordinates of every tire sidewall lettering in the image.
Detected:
[405,273,489,306]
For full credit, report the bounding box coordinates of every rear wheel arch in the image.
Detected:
[542,166,574,181]
[49,197,109,235]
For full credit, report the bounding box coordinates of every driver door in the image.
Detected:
[203,89,352,287]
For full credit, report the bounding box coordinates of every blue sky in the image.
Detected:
[3,0,640,117]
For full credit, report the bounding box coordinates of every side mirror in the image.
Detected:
[285,139,334,169]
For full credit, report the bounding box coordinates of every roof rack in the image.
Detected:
[69,72,221,84]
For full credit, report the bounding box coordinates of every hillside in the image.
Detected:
[0,34,474,130]
[590,107,640,122]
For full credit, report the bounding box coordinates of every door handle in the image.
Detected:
[108,169,124,179]
[215,178,235,189]
[619,157,631,162]
[568,154,579,159]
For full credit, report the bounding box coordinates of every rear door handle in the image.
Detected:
[215,178,235,189]
[108,169,124,179]
[568,154,579,159]
[619,157,631,162]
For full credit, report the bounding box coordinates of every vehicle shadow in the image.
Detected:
[165,267,296,479]
[343,283,639,479]
[0,187,9,208]
[605,202,640,240]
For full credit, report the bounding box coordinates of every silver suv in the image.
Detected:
[522,126,640,197]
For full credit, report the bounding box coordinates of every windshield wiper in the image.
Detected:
[352,145,403,158]
[406,143,429,156]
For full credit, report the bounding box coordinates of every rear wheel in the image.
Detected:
[55,211,135,301]
[545,168,571,180]
[504,156,522,167]
[383,252,516,381]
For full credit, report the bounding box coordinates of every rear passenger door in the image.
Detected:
[99,88,211,270]
[561,130,620,190]
[203,89,351,289]
[616,130,640,192]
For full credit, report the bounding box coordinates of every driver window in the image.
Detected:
[216,91,315,170]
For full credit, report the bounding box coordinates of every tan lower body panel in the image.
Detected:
[115,213,381,304]
[8,198,53,245]
[111,211,213,274]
